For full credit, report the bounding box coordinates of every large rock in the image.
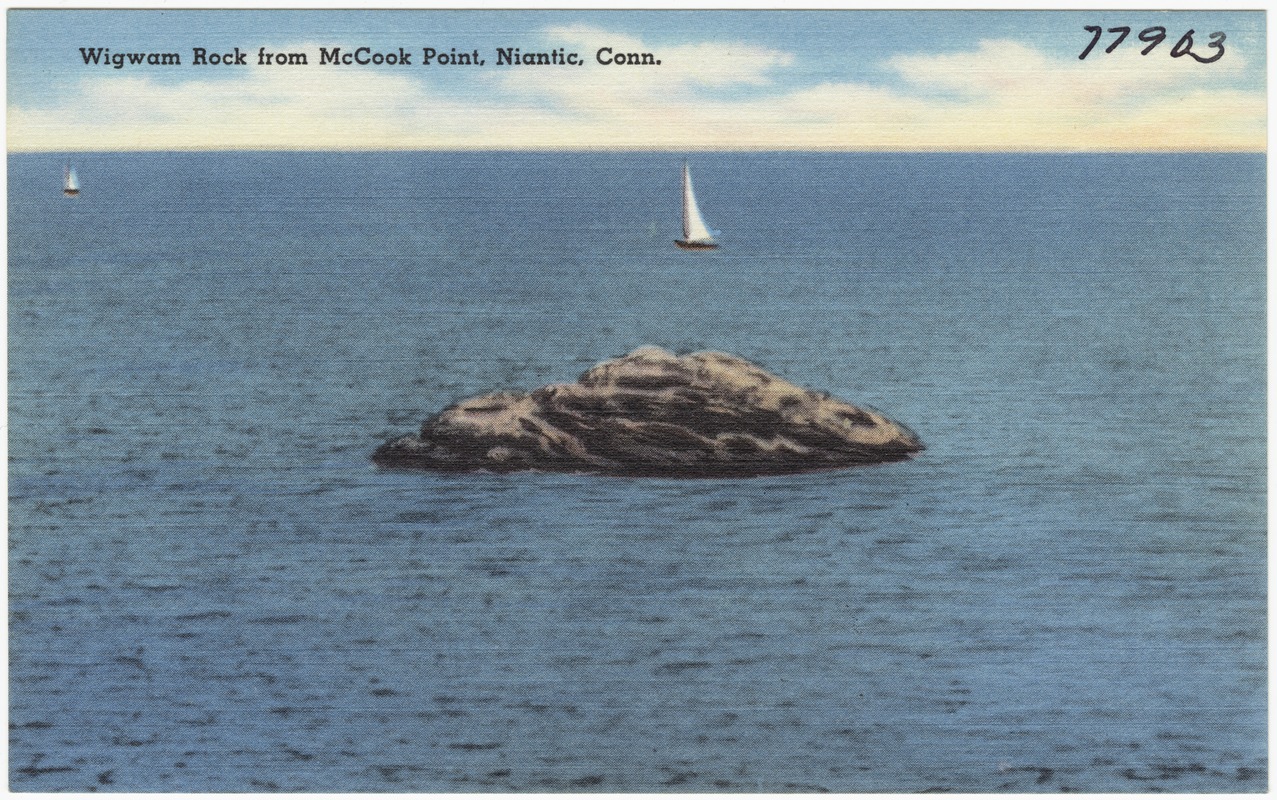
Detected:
[373,347,922,478]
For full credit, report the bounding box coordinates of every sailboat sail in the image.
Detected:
[63,166,80,196]
[676,162,717,249]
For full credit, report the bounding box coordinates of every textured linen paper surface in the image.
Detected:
[7,7,1267,793]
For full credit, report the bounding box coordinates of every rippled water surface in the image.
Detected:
[9,152,1266,791]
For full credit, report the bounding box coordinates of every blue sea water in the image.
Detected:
[8,151,1266,792]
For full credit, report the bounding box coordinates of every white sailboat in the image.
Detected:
[62,166,80,197]
[675,161,718,250]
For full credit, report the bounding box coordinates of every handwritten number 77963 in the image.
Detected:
[1079,26,1225,63]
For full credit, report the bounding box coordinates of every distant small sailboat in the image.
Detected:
[62,166,80,197]
[675,161,718,250]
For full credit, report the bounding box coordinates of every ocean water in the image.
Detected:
[8,151,1265,792]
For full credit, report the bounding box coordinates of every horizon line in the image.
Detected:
[8,146,1267,155]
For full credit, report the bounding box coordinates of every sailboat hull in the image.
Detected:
[674,239,718,250]
[62,189,79,197]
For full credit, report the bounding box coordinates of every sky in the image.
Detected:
[5,8,1267,152]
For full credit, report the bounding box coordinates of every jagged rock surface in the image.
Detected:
[373,347,922,478]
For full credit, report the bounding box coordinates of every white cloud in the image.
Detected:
[893,39,1243,97]
[6,33,1264,152]
[876,39,1257,150]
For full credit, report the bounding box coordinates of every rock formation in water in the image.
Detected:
[373,347,922,478]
